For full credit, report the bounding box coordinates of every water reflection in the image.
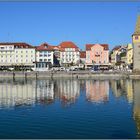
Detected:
[0,79,136,107]
[0,78,140,137]
[55,79,80,107]
[110,79,133,103]
[86,80,109,103]
[133,80,140,138]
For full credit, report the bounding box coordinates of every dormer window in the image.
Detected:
[44,45,48,49]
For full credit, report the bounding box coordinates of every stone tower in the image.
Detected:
[132,15,140,71]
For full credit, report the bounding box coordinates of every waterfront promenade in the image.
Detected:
[0,70,140,79]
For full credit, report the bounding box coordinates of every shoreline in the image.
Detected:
[0,71,139,80]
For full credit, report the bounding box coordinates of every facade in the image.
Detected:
[53,46,61,66]
[85,44,109,68]
[35,43,54,71]
[0,42,35,69]
[59,41,80,66]
[132,15,140,71]
[110,46,121,65]
[110,44,133,69]
[79,51,86,69]
[126,44,133,65]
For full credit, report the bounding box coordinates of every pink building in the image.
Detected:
[85,44,109,67]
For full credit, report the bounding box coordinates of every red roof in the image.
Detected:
[86,44,109,51]
[0,42,34,48]
[36,43,58,51]
[59,41,79,51]
[112,46,121,51]
[80,51,86,58]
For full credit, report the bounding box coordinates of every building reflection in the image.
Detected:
[55,79,80,107]
[133,80,140,138]
[110,79,133,103]
[36,80,54,105]
[86,80,109,103]
[0,79,55,108]
[0,79,81,108]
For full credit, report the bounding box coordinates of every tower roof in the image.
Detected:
[133,15,140,35]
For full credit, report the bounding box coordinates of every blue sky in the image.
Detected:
[0,1,139,50]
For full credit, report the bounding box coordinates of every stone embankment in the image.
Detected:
[0,71,139,80]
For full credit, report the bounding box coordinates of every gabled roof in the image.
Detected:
[59,41,79,51]
[0,42,34,48]
[36,43,59,51]
[86,44,109,51]
[112,46,121,51]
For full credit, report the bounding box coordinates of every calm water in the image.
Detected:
[0,78,139,139]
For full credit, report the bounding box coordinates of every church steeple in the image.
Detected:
[132,15,140,43]
[134,15,140,35]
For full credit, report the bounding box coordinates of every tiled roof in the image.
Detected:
[0,42,34,48]
[112,46,121,51]
[86,44,109,51]
[80,51,86,58]
[36,43,57,51]
[59,41,78,48]
[59,41,79,51]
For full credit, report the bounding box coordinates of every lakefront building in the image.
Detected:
[85,44,109,68]
[110,46,121,65]
[0,42,35,70]
[35,43,54,71]
[132,15,140,71]
[59,41,80,66]
[79,51,86,69]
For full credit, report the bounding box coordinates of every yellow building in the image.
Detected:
[126,44,133,65]
[0,43,35,70]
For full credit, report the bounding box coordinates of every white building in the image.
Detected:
[59,41,80,66]
[0,42,35,69]
[35,43,54,71]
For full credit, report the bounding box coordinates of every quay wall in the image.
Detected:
[0,71,137,80]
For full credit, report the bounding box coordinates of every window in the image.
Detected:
[48,54,51,57]
[44,59,47,62]
[39,59,42,62]
[48,59,51,62]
